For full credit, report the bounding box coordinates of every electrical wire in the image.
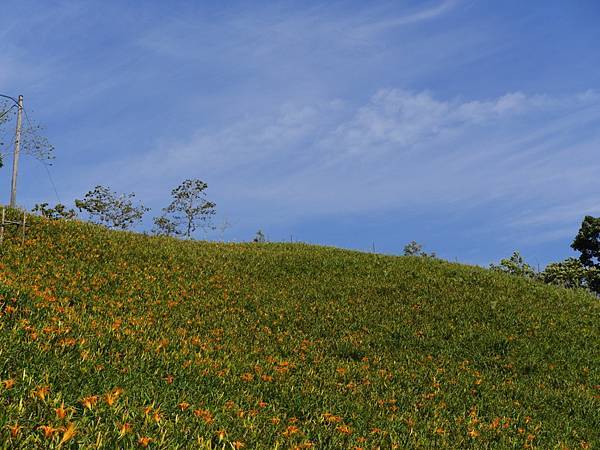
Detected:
[23,106,61,203]
[0,104,16,121]
[0,98,62,203]
[37,159,61,204]
[22,106,34,131]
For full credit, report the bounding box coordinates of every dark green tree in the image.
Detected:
[75,186,149,230]
[571,216,600,268]
[570,216,600,294]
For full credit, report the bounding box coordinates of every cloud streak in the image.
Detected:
[89,88,600,239]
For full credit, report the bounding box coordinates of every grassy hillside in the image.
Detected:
[0,211,598,449]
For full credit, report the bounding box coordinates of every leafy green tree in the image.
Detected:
[75,185,149,230]
[490,251,536,278]
[541,257,600,292]
[403,241,436,258]
[156,179,216,239]
[32,203,77,220]
[571,216,600,268]
[569,216,600,294]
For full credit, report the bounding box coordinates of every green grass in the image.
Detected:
[0,210,598,448]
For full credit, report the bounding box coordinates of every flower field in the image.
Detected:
[0,211,598,448]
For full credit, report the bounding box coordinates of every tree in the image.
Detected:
[571,216,600,268]
[403,241,436,258]
[253,230,266,243]
[152,216,178,237]
[541,257,600,292]
[32,203,77,220]
[0,99,54,166]
[0,100,12,168]
[75,185,149,230]
[490,251,536,278]
[569,216,600,294]
[155,179,216,239]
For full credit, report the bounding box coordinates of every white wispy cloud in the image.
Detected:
[4,0,599,259]
[355,0,459,35]
[83,88,600,237]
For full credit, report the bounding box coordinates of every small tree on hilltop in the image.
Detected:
[154,179,216,239]
[541,257,600,291]
[32,202,77,220]
[253,230,266,243]
[152,216,178,237]
[571,216,600,268]
[570,215,600,294]
[75,185,149,230]
[490,251,536,278]
[403,241,436,258]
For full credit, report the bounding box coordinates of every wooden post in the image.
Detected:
[21,211,26,246]
[10,95,23,208]
[0,207,4,244]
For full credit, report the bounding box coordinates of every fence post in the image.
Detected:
[0,207,4,245]
[21,211,26,246]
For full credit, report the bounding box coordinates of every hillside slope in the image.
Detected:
[0,212,598,448]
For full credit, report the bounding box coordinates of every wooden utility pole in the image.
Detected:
[10,95,23,208]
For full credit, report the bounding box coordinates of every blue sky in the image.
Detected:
[1,0,599,266]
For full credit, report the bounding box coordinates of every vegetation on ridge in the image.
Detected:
[0,210,598,448]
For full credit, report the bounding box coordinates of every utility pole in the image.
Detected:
[10,95,23,208]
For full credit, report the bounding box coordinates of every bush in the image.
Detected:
[490,251,536,278]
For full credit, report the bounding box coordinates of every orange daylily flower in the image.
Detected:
[241,372,254,382]
[105,388,124,406]
[178,402,191,411]
[138,436,153,447]
[81,395,99,409]
[282,425,301,436]
[55,403,68,420]
[32,385,50,401]
[8,424,22,438]
[336,425,352,434]
[39,424,61,439]
[118,422,133,436]
[193,409,214,424]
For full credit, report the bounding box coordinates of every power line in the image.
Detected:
[22,105,61,203]
[1,96,60,205]
[22,106,35,131]
[37,159,61,204]
[0,104,16,121]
